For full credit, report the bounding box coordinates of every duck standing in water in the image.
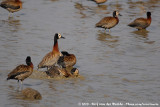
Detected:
[7,56,34,86]
[96,11,121,32]
[0,0,22,16]
[57,51,76,68]
[128,12,151,30]
[38,33,65,70]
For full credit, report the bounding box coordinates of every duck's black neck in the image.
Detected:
[147,15,151,19]
[54,37,58,46]
[15,0,20,2]
[53,37,59,52]
[113,11,117,17]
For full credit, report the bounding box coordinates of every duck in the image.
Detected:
[57,51,76,68]
[0,0,22,16]
[91,0,107,5]
[45,66,69,78]
[7,56,34,85]
[70,68,79,77]
[128,12,151,30]
[46,67,79,78]
[38,33,65,70]
[96,11,121,32]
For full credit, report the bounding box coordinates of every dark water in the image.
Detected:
[0,0,160,107]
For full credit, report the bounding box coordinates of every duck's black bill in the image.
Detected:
[119,14,122,16]
[61,36,65,39]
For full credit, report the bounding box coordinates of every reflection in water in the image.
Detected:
[74,3,87,18]
[127,0,146,15]
[127,0,160,15]
[97,31,119,48]
[109,0,122,11]
[0,17,21,34]
[132,29,149,38]
[74,2,108,18]
[7,17,21,32]
[131,30,155,44]
[97,4,107,10]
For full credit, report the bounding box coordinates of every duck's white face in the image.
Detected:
[58,33,62,39]
[116,11,119,16]
[73,69,79,76]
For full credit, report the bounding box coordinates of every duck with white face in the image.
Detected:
[37,33,65,70]
[45,67,79,78]
[96,11,122,32]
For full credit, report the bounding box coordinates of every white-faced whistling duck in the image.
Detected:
[128,12,151,30]
[0,0,22,16]
[46,67,79,78]
[45,66,69,78]
[7,56,34,85]
[92,0,107,5]
[57,51,76,68]
[96,11,122,32]
[70,68,79,77]
[38,33,65,70]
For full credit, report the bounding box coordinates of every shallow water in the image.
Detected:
[0,0,160,107]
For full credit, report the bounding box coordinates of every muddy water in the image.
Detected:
[0,0,160,107]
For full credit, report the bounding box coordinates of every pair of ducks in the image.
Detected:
[7,33,78,86]
[96,11,152,32]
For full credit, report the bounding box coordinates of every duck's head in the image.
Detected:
[71,68,79,77]
[61,51,70,56]
[147,12,151,18]
[26,56,32,66]
[55,33,65,39]
[113,11,122,17]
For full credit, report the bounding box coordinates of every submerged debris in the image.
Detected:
[22,88,42,100]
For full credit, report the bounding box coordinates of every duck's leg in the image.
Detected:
[17,80,20,88]
[20,81,23,90]
[105,28,107,32]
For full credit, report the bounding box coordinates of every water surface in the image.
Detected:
[0,0,160,107]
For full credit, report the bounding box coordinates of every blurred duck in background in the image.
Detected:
[0,0,22,17]
[128,12,151,30]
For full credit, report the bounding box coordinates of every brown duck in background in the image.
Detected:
[0,0,22,16]
[96,11,121,32]
[38,33,65,70]
[128,12,151,30]
[57,51,76,68]
[7,56,34,85]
